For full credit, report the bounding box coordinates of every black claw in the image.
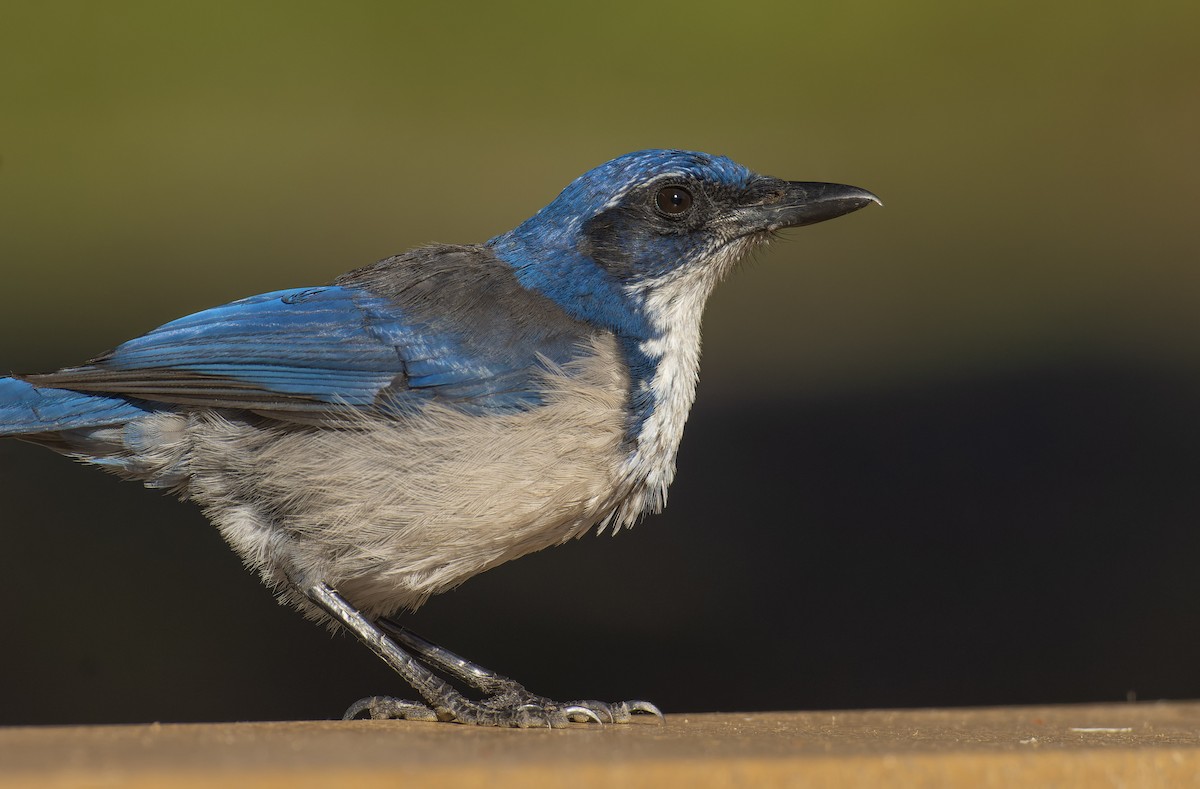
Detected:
[624,700,666,721]
[563,700,612,723]
[562,705,605,725]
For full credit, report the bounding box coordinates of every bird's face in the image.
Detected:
[538,149,878,289]
[491,149,877,336]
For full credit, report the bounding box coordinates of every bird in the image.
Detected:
[1,149,879,727]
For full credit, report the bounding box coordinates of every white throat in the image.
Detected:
[618,237,760,521]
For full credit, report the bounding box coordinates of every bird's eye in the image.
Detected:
[655,185,693,216]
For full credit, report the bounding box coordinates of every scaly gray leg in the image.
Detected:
[301,581,608,727]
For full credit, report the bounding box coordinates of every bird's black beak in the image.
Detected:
[743,180,882,232]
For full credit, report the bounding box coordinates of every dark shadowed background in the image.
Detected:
[2,2,1198,725]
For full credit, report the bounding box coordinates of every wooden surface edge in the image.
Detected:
[3,703,1200,788]
[3,749,1198,789]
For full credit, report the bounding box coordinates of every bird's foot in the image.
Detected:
[481,688,663,725]
[308,585,662,728]
[344,692,663,727]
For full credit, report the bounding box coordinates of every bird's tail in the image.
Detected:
[0,377,189,486]
[0,376,150,437]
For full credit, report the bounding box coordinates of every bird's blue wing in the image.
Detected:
[24,285,551,417]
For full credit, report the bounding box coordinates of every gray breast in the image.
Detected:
[171,332,639,619]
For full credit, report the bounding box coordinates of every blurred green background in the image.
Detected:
[2,1,1198,725]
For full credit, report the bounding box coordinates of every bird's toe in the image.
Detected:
[343,695,440,722]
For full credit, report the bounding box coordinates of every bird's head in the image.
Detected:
[489,150,878,502]
[490,149,879,339]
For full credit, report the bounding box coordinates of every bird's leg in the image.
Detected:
[378,618,522,698]
[378,618,663,724]
[300,581,608,727]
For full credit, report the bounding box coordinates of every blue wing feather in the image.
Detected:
[14,245,596,428]
[32,283,529,412]
[98,287,404,404]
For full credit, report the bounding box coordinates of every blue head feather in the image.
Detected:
[489,149,755,338]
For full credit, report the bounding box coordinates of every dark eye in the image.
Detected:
[655,185,693,215]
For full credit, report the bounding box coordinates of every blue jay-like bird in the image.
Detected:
[1,150,878,726]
